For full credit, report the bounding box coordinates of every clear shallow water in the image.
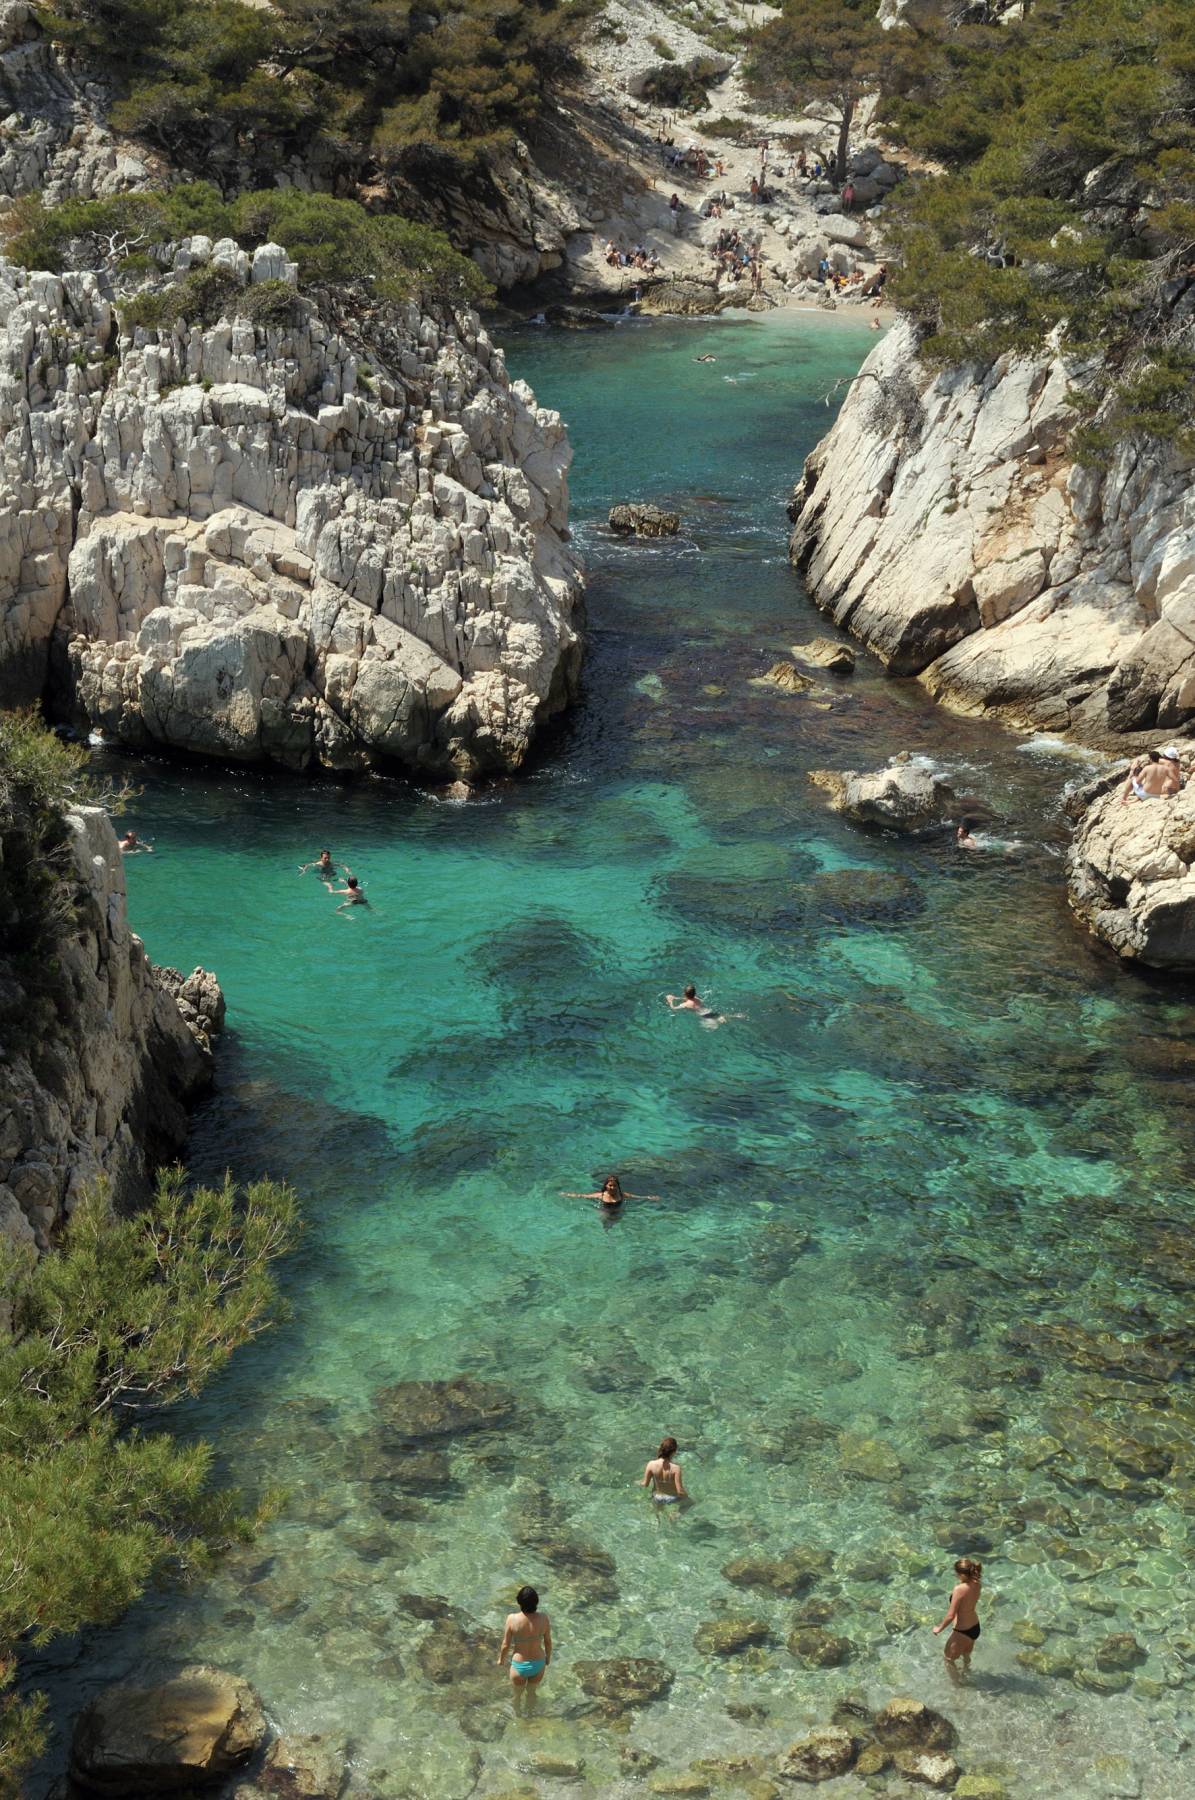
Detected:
[27,312,1195,1798]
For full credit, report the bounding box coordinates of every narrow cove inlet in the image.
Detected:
[29,312,1195,1797]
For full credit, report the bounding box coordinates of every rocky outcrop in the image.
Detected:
[1067,746,1195,968]
[0,804,218,1252]
[0,243,583,775]
[0,0,154,210]
[808,755,957,832]
[609,502,680,537]
[71,1665,267,1794]
[788,320,1195,744]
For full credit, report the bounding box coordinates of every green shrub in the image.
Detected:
[36,0,595,175]
[648,32,676,60]
[0,1168,298,1792]
[5,188,491,313]
[239,277,302,328]
[119,265,241,332]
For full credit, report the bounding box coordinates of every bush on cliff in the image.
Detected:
[2,186,491,312]
[892,1,1195,444]
[0,1170,298,1794]
[36,0,590,177]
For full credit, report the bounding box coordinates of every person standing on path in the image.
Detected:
[498,1585,552,1713]
[933,1557,982,1680]
[669,192,681,233]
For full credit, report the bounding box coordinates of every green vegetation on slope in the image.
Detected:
[749,0,1195,450]
[0,1172,298,1794]
[2,186,491,312]
[36,0,591,179]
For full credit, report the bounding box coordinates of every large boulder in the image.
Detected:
[609,503,681,538]
[70,1666,267,1794]
[776,1728,857,1783]
[871,1697,957,1752]
[809,755,957,831]
[1067,746,1195,967]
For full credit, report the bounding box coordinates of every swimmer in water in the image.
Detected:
[559,1175,661,1211]
[118,830,152,854]
[301,848,340,879]
[325,874,368,913]
[956,819,979,850]
[641,1435,686,1524]
[665,984,725,1026]
[694,354,717,363]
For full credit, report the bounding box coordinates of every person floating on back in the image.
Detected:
[498,1585,552,1713]
[325,874,368,913]
[642,1435,686,1523]
[933,1557,982,1681]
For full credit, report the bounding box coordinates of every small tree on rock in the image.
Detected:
[747,0,892,185]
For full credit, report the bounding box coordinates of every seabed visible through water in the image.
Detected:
[26,311,1195,1798]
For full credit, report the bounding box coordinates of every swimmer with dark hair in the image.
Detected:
[665,984,724,1026]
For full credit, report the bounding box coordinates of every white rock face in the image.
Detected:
[0,250,583,775]
[0,805,218,1253]
[788,320,1195,743]
[1068,748,1195,968]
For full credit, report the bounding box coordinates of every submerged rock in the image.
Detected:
[838,1433,905,1483]
[809,756,957,832]
[372,1375,517,1442]
[775,1728,857,1783]
[793,638,856,675]
[787,1627,854,1667]
[753,661,819,696]
[609,502,681,538]
[694,1617,772,1656]
[805,868,925,926]
[575,1657,674,1713]
[896,1750,961,1790]
[722,1544,832,1596]
[417,1619,493,1686]
[871,1698,956,1752]
[249,1733,349,1799]
[1095,1632,1147,1671]
[71,1665,266,1793]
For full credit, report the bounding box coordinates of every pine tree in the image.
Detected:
[0,1172,298,1793]
[747,0,892,184]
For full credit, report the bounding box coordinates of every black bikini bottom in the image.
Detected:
[957,1623,981,1641]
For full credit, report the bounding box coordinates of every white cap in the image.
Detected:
[1161,745,1182,761]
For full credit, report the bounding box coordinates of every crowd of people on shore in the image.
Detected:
[604,238,663,271]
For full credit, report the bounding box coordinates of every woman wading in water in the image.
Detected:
[933,1557,982,1679]
[498,1585,552,1714]
[641,1436,686,1523]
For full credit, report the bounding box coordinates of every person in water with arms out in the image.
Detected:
[560,1175,661,1210]
[300,848,340,879]
[642,1435,686,1523]
[933,1556,982,1680]
[498,1584,552,1713]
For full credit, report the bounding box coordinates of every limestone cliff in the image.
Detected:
[788,320,1195,745]
[0,803,219,1256]
[0,243,583,776]
[1067,749,1195,970]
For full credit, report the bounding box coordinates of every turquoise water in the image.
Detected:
[28,312,1195,1798]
